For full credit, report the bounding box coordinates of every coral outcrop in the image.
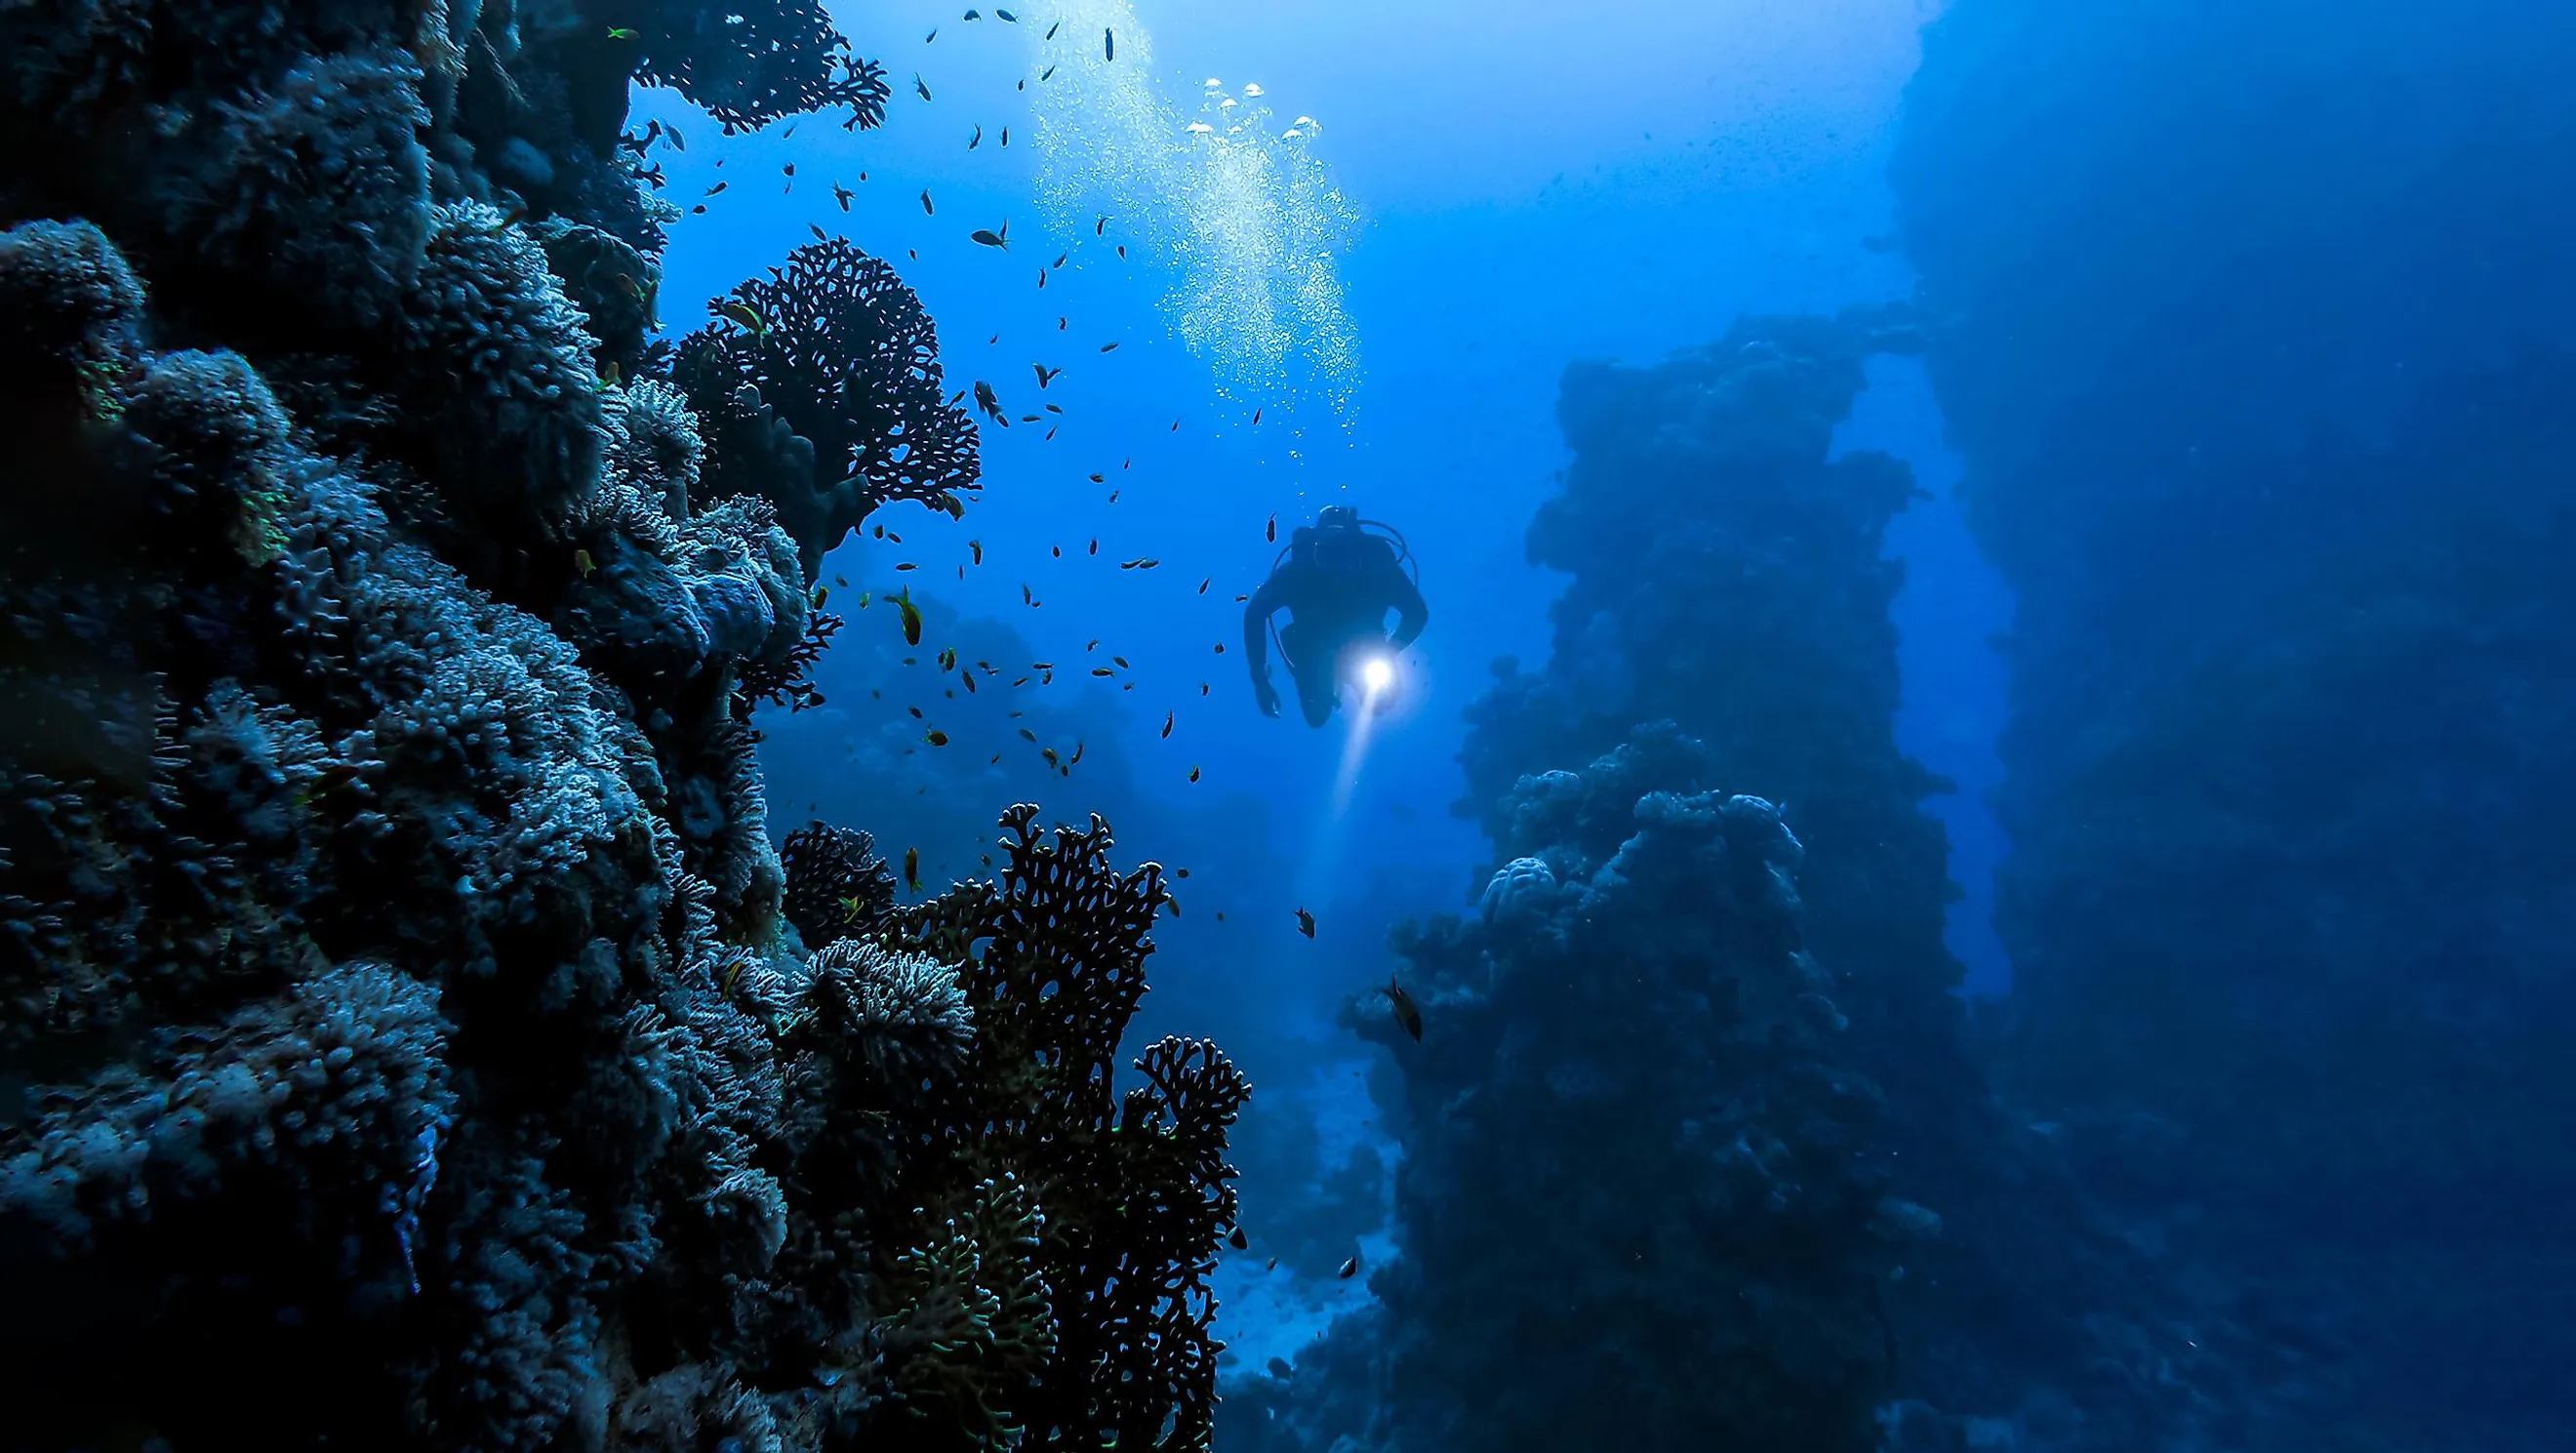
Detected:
[0,2,1233,1451]
[1894,3,2576,1447]
[1236,730,1911,1453]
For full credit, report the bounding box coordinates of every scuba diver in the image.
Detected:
[1243,505,1428,727]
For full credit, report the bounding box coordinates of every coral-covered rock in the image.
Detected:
[1259,733,1902,1453]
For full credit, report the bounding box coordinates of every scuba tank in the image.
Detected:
[1267,518,1419,670]
[1268,518,1419,588]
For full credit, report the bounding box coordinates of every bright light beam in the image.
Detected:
[1299,653,1399,907]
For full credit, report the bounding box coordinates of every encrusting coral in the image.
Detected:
[0,2,1238,1450]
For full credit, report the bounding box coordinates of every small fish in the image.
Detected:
[895,590,922,646]
[1022,584,1033,604]
[924,728,950,747]
[1089,472,1106,482]
[939,646,957,670]
[1161,711,1174,739]
[704,180,728,196]
[1266,513,1277,543]
[904,847,920,891]
[667,124,686,151]
[926,25,938,41]
[716,300,764,334]
[1100,342,1119,352]
[1019,727,1037,743]
[596,358,623,387]
[839,893,866,922]
[1095,215,1108,236]
[1033,363,1062,388]
[971,222,1009,249]
[1036,268,1047,289]
[1253,408,1263,424]
[973,380,1005,424]
[1001,127,1010,146]
[1228,1227,1248,1250]
[1070,741,1085,764]
[1295,907,1315,938]
[1338,1256,1358,1279]
[915,74,933,101]
[606,25,638,39]
[1384,977,1424,1041]
[1266,1257,1278,1271]
[1043,747,1060,768]
[1197,579,1210,594]
[1088,539,1099,554]
[1090,666,1113,677]
[1052,252,1068,268]
[1188,765,1201,782]
[968,124,982,149]
[832,182,854,210]
[1042,64,1057,81]
[1105,27,1115,60]
[1046,20,1060,38]
[783,161,795,177]
[996,6,1016,19]
[574,547,595,577]
[969,540,984,564]
[809,222,827,241]
[920,188,935,215]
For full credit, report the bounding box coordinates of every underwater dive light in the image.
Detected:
[1361,656,1394,694]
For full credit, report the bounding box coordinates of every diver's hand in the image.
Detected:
[1254,678,1282,718]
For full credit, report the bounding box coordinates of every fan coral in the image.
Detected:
[623,0,894,134]
[780,820,901,947]
[675,238,981,578]
[872,805,1251,1453]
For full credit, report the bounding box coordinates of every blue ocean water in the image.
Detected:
[4,0,2568,1446]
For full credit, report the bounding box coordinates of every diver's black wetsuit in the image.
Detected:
[1243,514,1428,727]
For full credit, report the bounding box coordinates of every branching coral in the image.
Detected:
[674,238,981,579]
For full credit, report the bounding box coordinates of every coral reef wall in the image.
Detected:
[1458,312,2080,1427]
[1893,2,2576,1447]
[0,3,1238,1451]
[1235,730,1916,1453]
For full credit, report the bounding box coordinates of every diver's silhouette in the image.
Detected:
[1243,505,1428,727]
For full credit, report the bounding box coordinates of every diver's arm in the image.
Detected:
[1386,565,1428,650]
[1242,576,1286,716]
[1242,574,1282,680]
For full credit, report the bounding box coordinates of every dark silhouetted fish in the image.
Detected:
[1385,977,1423,1041]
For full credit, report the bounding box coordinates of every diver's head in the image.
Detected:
[1316,504,1360,534]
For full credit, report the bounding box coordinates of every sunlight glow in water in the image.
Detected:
[1024,0,1363,434]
